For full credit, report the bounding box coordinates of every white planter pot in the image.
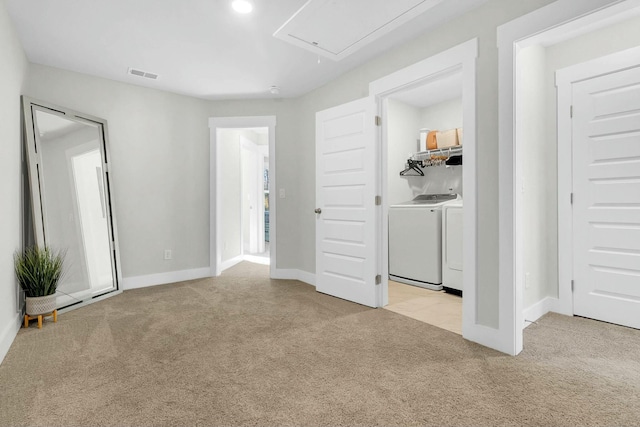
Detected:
[25,294,57,315]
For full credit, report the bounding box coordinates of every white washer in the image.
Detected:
[388,194,460,290]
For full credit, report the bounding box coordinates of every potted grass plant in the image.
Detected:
[15,246,65,316]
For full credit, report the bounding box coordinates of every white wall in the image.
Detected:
[519,45,551,309]
[25,64,212,278]
[0,0,29,363]
[420,97,463,131]
[24,64,302,277]
[387,99,422,206]
[240,136,260,254]
[241,145,252,252]
[219,129,242,262]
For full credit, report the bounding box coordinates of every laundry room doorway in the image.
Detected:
[209,116,277,277]
[368,39,480,346]
[383,70,465,335]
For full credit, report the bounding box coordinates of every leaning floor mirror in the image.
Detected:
[22,97,122,310]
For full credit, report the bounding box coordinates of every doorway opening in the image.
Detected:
[209,116,277,277]
[369,39,486,347]
[223,127,270,266]
[241,143,270,266]
[383,69,464,335]
[499,0,640,353]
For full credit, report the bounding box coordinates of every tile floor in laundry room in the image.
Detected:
[384,280,462,335]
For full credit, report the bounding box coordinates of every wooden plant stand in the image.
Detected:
[23,310,57,329]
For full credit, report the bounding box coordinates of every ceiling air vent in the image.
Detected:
[128,68,159,80]
[273,0,444,61]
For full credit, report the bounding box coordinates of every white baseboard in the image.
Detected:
[523,296,557,329]
[122,267,211,290]
[271,268,299,280]
[0,313,22,366]
[272,268,316,287]
[297,270,316,286]
[463,322,516,356]
[220,255,244,273]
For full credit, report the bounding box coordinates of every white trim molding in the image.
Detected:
[523,297,558,329]
[497,0,635,355]
[122,267,211,290]
[271,269,316,287]
[220,255,244,272]
[209,116,277,279]
[556,65,577,318]
[297,270,317,287]
[0,313,22,365]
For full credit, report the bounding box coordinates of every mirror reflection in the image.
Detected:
[26,104,118,308]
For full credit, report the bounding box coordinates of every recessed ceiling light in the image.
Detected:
[269,86,280,95]
[232,0,253,14]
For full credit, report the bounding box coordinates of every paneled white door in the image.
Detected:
[315,97,378,307]
[572,65,640,329]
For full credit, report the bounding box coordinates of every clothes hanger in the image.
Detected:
[400,159,424,176]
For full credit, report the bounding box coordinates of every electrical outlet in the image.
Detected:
[279,188,286,198]
[525,272,531,289]
[164,249,172,260]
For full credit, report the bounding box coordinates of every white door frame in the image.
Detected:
[369,39,493,351]
[497,0,640,354]
[556,45,640,316]
[209,116,277,277]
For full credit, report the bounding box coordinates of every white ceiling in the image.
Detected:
[6,0,488,100]
[273,0,446,60]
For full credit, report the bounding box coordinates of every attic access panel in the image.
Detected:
[273,0,444,61]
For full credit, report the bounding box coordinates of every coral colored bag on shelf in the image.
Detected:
[426,130,438,150]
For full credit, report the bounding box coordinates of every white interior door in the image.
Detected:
[316,97,378,307]
[572,64,640,329]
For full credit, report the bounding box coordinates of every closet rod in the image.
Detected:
[411,145,463,161]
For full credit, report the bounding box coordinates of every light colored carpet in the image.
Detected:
[1,261,639,426]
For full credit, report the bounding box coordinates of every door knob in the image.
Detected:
[314,208,322,214]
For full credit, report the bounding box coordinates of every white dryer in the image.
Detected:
[442,200,463,292]
[388,194,460,290]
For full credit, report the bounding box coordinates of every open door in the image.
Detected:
[315,97,378,307]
